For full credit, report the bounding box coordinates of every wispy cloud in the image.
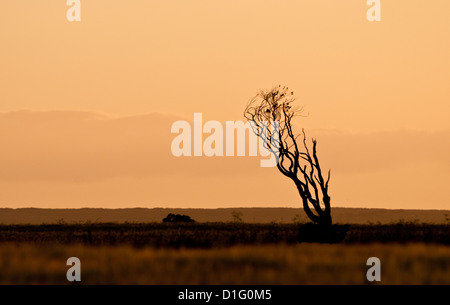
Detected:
[0,110,448,209]
[0,110,448,182]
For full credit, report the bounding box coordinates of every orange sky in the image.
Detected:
[0,1,449,209]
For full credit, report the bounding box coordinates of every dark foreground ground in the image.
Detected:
[0,222,448,284]
[0,222,448,247]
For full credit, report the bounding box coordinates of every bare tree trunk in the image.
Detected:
[321,196,332,226]
[295,178,332,226]
[300,192,332,226]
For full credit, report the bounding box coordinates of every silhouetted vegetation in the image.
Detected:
[297,223,349,243]
[0,222,448,248]
[162,213,195,223]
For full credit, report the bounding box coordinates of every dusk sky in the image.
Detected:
[0,1,449,209]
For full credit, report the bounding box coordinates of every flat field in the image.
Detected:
[0,242,449,284]
[0,222,448,284]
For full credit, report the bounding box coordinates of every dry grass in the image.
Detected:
[1,222,448,284]
[0,243,448,285]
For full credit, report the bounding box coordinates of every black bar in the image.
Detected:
[0,285,441,304]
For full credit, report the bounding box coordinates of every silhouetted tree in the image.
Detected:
[244,86,332,226]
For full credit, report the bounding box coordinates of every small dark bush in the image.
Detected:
[162,213,195,223]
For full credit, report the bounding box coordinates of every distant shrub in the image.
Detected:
[162,213,195,223]
[231,211,243,222]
